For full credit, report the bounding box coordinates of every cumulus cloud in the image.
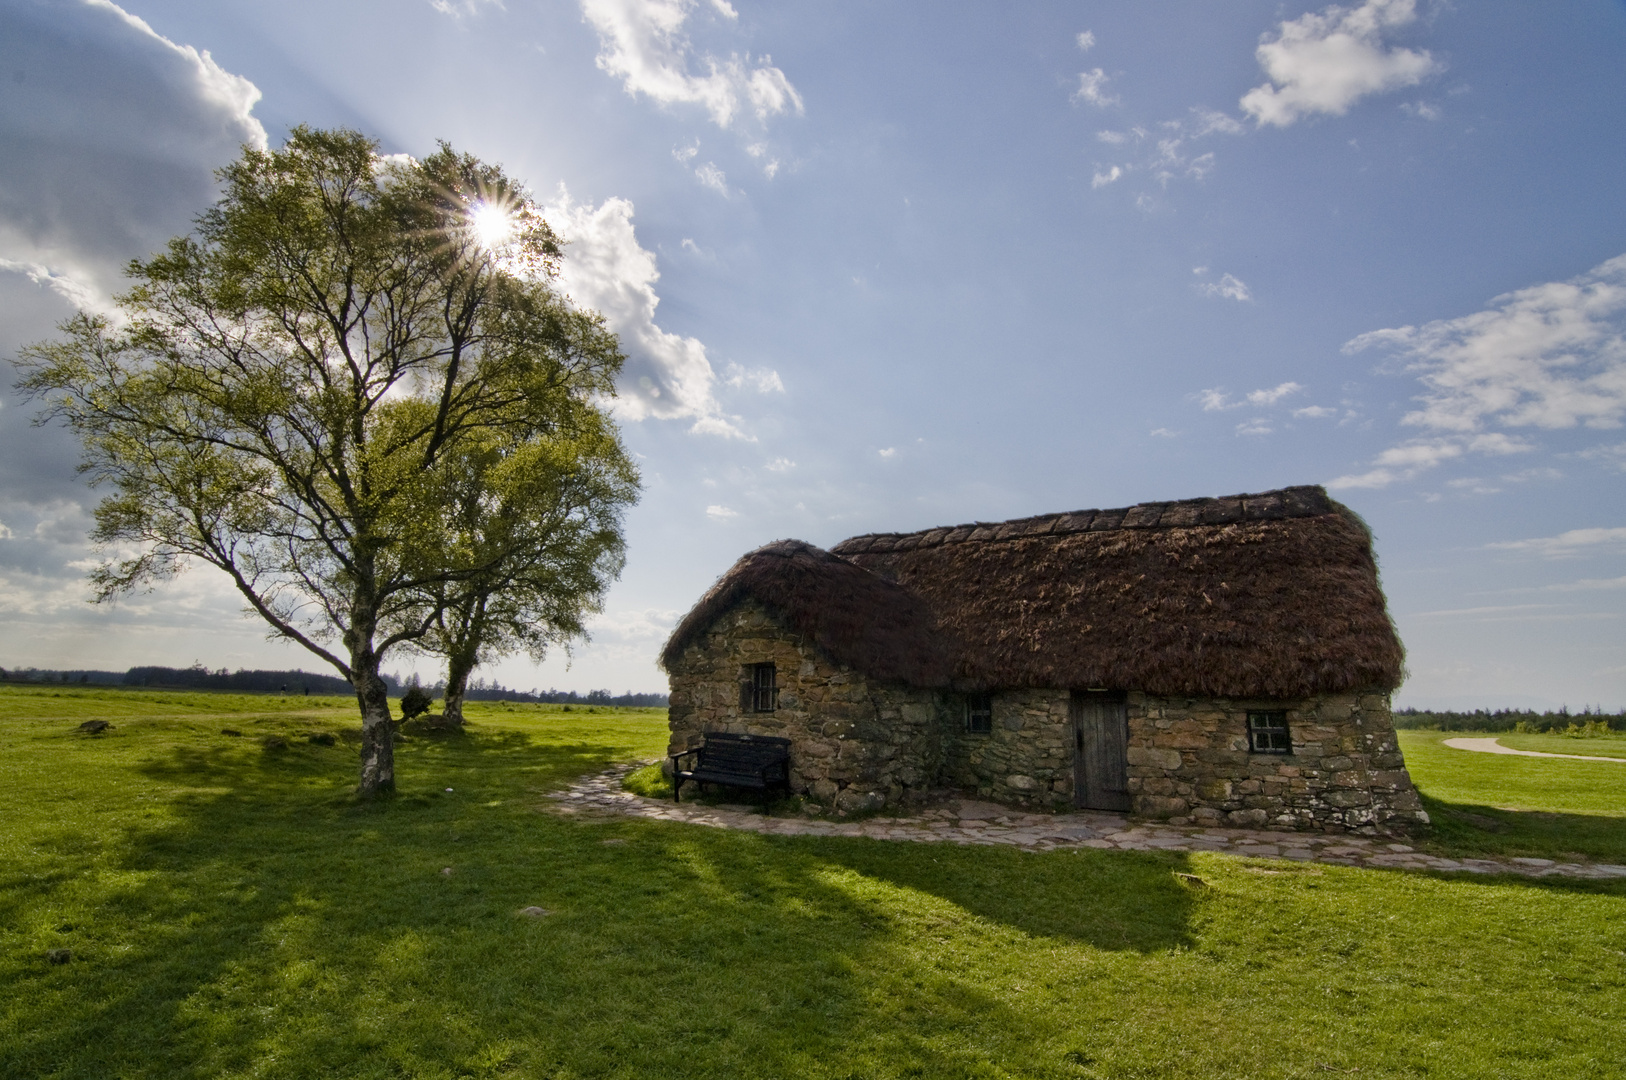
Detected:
[429,0,504,17]
[1072,69,1118,108]
[1197,273,1252,302]
[1328,434,1534,490]
[1240,0,1439,127]
[545,187,747,437]
[1347,254,1626,433]
[1487,526,1626,557]
[723,363,784,393]
[1091,165,1123,189]
[1294,405,1338,418]
[1076,30,1095,52]
[580,0,803,130]
[1332,254,1626,489]
[705,504,738,520]
[694,161,729,194]
[0,0,267,306]
[764,457,795,472]
[1200,382,1302,412]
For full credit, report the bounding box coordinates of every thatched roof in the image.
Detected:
[662,486,1404,698]
[659,539,956,686]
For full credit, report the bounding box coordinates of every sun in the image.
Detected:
[468,200,516,251]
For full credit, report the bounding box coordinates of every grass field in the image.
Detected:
[2,686,1623,1079]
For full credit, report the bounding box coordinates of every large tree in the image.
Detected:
[15,127,637,796]
[403,407,636,726]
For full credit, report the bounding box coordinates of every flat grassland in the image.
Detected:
[2,686,1622,1080]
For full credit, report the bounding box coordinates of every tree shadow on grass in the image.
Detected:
[1419,793,1626,870]
[1,720,1209,1080]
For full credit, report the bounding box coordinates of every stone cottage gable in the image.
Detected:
[665,599,947,812]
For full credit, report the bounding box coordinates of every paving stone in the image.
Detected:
[541,763,1617,881]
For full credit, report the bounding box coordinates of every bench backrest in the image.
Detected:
[697,731,790,769]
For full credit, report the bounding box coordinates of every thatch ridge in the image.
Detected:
[659,540,956,685]
[830,485,1336,556]
[664,487,1404,698]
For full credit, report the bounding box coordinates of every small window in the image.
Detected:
[965,693,993,734]
[1247,710,1291,754]
[748,663,778,713]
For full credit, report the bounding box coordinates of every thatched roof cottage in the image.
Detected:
[661,486,1428,834]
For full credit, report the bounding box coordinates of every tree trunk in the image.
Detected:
[441,647,477,727]
[349,604,395,797]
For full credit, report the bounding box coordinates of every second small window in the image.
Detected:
[1247,710,1291,754]
[965,693,993,734]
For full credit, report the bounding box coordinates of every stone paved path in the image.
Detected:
[547,764,1626,881]
[1444,736,1626,763]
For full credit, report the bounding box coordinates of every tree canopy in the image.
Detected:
[15,127,639,796]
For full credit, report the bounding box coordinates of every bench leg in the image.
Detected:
[674,776,682,803]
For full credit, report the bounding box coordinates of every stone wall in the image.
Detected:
[1123,691,1428,834]
[668,602,1427,832]
[943,689,1074,810]
[665,600,945,811]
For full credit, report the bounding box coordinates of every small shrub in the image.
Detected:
[399,685,433,720]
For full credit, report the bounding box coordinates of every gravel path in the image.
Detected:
[547,764,1626,881]
[1443,736,1626,763]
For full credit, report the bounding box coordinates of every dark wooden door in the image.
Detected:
[1071,692,1131,811]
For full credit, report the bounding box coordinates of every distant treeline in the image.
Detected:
[0,663,667,706]
[415,678,667,708]
[1393,707,1626,733]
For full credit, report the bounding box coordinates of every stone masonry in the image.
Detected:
[668,604,1429,834]
[1124,691,1428,833]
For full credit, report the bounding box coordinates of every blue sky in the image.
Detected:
[2,0,1624,709]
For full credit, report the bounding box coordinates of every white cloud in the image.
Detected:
[1329,433,1534,490]
[545,187,746,437]
[429,0,504,17]
[580,0,803,130]
[1346,253,1626,434]
[1400,99,1440,120]
[1091,165,1123,189]
[1076,30,1095,52]
[673,140,699,163]
[723,363,784,393]
[1197,273,1252,302]
[744,141,782,179]
[1149,428,1178,438]
[1236,418,1273,437]
[764,457,795,472]
[705,504,739,520]
[1240,0,1440,127]
[1334,254,1626,489]
[1488,527,1626,558]
[0,519,12,540]
[1072,69,1118,108]
[694,161,729,194]
[1247,381,1303,406]
[1544,575,1626,593]
[1577,442,1626,472]
[0,0,267,307]
[878,447,897,458]
[1096,130,1128,145]
[1294,405,1338,418]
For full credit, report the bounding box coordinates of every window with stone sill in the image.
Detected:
[1247,710,1291,754]
[742,662,778,713]
[964,693,993,734]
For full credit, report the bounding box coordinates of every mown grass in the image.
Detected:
[1497,731,1626,760]
[1398,730,1626,864]
[2,686,1623,1079]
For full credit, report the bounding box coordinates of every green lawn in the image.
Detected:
[2,686,1623,1079]
[1398,730,1626,864]
[1496,731,1626,760]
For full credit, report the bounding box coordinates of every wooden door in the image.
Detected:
[1071,692,1131,811]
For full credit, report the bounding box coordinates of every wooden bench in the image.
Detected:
[669,732,791,803]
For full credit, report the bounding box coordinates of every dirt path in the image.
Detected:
[548,764,1626,881]
[1443,736,1626,763]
